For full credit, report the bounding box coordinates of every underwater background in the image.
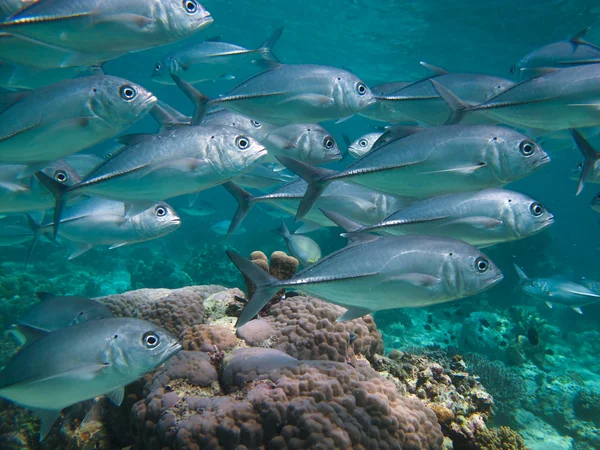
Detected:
[1,0,600,449]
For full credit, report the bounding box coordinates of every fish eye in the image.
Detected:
[183,0,198,13]
[324,136,335,149]
[155,206,167,217]
[519,140,535,156]
[356,82,367,96]
[154,62,162,72]
[54,170,68,183]
[236,136,250,150]
[119,85,137,101]
[359,139,368,148]
[143,331,160,348]
[475,257,489,273]
[529,202,544,216]
[251,120,262,129]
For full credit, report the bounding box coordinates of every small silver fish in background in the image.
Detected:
[211,220,245,236]
[38,197,181,259]
[345,132,385,159]
[511,27,600,80]
[8,292,113,345]
[569,128,600,195]
[272,219,321,266]
[229,235,503,327]
[0,317,181,441]
[151,27,283,85]
[0,0,213,64]
[208,63,375,124]
[279,124,550,220]
[263,123,341,166]
[180,200,217,217]
[0,75,156,164]
[323,189,554,248]
[591,192,600,212]
[514,264,600,314]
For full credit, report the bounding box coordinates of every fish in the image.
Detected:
[346,132,385,159]
[234,163,296,190]
[569,128,600,195]
[35,125,266,236]
[151,27,283,85]
[278,124,550,220]
[179,201,217,217]
[372,63,515,125]
[263,123,341,165]
[202,108,278,142]
[207,63,375,124]
[514,264,600,313]
[38,197,181,259]
[591,192,600,212]
[433,64,600,131]
[0,0,213,65]
[0,317,181,441]
[228,234,503,327]
[323,189,555,248]
[511,28,600,79]
[0,0,36,19]
[0,75,156,164]
[0,60,83,90]
[272,219,322,266]
[222,179,415,236]
[211,220,245,236]
[9,292,113,345]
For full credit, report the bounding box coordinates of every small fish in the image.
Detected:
[511,28,600,79]
[323,189,554,248]
[38,197,181,259]
[272,219,321,266]
[278,125,550,220]
[179,201,216,217]
[569,129,600,195]
[0,0,213,66]
[526,327,539,346]
[9,292,113,345]
[211,220,245,236]
[207,63,375,125]
[0,75,156,164]
[346,132,385,159]
[514,264,600,313]
[151,28,283,84]
[0,317,181,441]
[229,234,503,327]
[263,123,341,165]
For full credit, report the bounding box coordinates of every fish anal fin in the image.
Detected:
[33,408,61,442]
[106,387,124,406]
[392,273,442,288]
[421,163,487,175]
[280,94,334,107]
[337,306,372,322]
[69,243,93,260]
[572,306,584,314]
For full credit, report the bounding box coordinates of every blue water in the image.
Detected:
[1,1,600,449]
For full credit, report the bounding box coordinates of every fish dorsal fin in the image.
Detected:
[570,128,600,195]
[116,133,156,146]
[5,0,100,23]
[337,306,372,322]
[420,61,449,76]
[370,125,423,151]
[106,387,124,406]
[340,232,380,245]
[33,408,61,442]
[570,27,592,46]
[319,208,364,232]
[171,75,209,126]
[35,292,53,301]
[513,263,529,281]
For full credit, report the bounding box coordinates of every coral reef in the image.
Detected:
[242,250,299,304]
[180,324,239,352]
[472,426,528,449]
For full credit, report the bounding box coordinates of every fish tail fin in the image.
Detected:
[24,213,41,267]
[513,263,529,281]
[275,156,337,221]
[34,171,68,239]
[222,182,255,237]
[170,75,210,125]
[570,128,600,195]
[226,250,282,327]
[319,208,364,232]
[258,26,283,62]
[430,79,474,124]
[272,218,291,239]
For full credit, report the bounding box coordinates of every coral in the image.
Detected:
[180,324,239,352]
[97,285,225,335]
[201,288,246,322]
[473,426,528,450]
[574,389,600,426]
[131,347,445,449]
[241,250,299,307]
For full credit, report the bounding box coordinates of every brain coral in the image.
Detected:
[131,348,444,450]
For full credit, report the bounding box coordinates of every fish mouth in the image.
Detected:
[488,272,504,287]
[161,341,182,362]
[171,218,182,226]
[142,94,158,112]
[536,154,551,167]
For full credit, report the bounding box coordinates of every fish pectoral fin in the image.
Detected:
[0,181,29,192]
[33,408,60,442]
[437,216,504,230]
[421,163,487,175]
[109,242,131,250]
[68,243,93,260]
[572,306,584,314]
[148,158,206,173]
[337,306,373,322]
[391,273,442,288]
[87,14,155,31]
[280,94,335,107]
[213,91,286,104]
[188,191,200,207]
[545,301,554,308]
[106,387,125,406]
[12,324,48,344]
[295,220,322,234]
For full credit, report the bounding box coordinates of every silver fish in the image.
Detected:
[511,28,600,79]
[209,63,375,124]
[435,64,600,131]
[0,75,156,164]
[346,132,385,159]
[0,0,213,64]
[229,235,503,327]
[39,197,181,259]
[272,219,321,266]
[263,123,341,165]
[514,264,600,314]
[223,179,415,236]
[151,28,283,85]
[202,107,278,142]
[279,125,550,219]
[10,292,113,344]
[0,317,181,441]
[324,189,554,248]
[0,60,83,90]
